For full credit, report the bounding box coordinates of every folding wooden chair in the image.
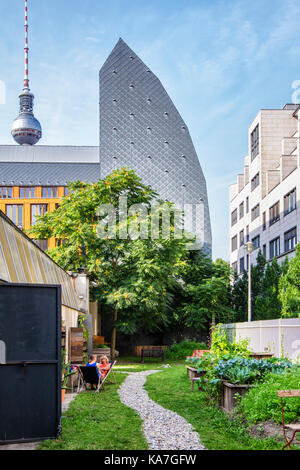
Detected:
[277,390,300,450]
[98,360,117,391]
[77,366,102,393]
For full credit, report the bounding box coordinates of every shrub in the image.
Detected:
[210,324,250,358]
[239,368,300,424]
[165,339,207,360]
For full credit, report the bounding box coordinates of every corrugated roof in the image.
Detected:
[0,209,80,311]
[0,161,100,185]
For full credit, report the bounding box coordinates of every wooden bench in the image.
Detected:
[141,346,166,363]
[277,390,300,450]
[186,349,211,360]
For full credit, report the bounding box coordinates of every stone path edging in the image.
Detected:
[118,369,205,450]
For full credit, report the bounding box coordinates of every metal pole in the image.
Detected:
[248,252,251,322]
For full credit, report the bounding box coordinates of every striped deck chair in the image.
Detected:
[98,360,117,391]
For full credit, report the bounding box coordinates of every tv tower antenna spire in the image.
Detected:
[11,0,42,145]
[24,0,30,90]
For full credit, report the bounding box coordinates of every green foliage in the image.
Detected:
[62,361,77,389]
[255,258,282,320]
[213,356,293,385]
[239,368,300,424]
[229,270,248,322]
[279,244,300,317]
[210,324,250,358]
[231,250,293,321]
[165,339,207,360]
[186,326,252,399]
[27,168,189,356]
[171,253,236,333]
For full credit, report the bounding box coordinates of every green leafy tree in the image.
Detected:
[255,258,282,319]
[251,250,267,311]
[172,253,235,333]
[230,270,248,322]
[279,244,300,317]
[231,250,285,321]
[28,168,188,358]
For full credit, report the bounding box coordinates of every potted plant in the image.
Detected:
[61,349,78,402]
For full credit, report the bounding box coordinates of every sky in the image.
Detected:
[0,0,300,261]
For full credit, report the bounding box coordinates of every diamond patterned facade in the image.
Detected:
[1,39,211,254]
[99,39,211,254]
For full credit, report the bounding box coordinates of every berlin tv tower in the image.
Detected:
[11,0,42,145]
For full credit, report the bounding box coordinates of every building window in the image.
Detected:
[262,211,266,231]
[64,187,70,196]
[231,208,237,226]
[270,237,280,258]
[6,204,23,229]
[34,239,48,251]
[252,234,260,250]
[240,230,244,247]
[284,188,296,216]
[231,235,237,252]
[31,204,48,226]
[246,225,249,242]
[20,187,35,198]
[284,227,297,252]
[232,261,237,272]
[239,257,245,274]
[263,244,267,258]
[251,124,259,160]
[269,201,280,226]
[0,187,13,199]
[239,202,244,219]
[42,187,58,198]
[246,197,249,213]
[251,204,260,221]
[251,173,260,191]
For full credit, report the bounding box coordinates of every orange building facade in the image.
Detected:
[0,185,69,249]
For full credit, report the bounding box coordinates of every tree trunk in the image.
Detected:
[111,306,118,360]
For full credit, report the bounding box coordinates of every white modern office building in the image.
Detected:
[229,103,300,273]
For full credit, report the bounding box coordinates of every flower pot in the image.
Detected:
[222,381,254,412]
[61,388,66,403]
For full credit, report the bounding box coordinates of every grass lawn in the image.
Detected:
[144,365,286,450]
[115,356,183,373]
[38,372,148,450]
[38,361,296,451]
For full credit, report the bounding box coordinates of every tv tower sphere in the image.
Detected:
[11,89,42,145]
[11,0,42,146]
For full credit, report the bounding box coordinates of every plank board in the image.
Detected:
[277,390,300,397]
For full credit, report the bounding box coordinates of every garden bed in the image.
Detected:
[222,381,254,413]
[249,420,300,445]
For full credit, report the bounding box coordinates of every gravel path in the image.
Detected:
[118,370,205,450]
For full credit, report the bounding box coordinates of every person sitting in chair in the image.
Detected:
[99,355,111,377]
[86,354,102,389]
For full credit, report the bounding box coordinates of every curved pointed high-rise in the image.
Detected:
[11,0,42,146]
[99,38,211,254]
